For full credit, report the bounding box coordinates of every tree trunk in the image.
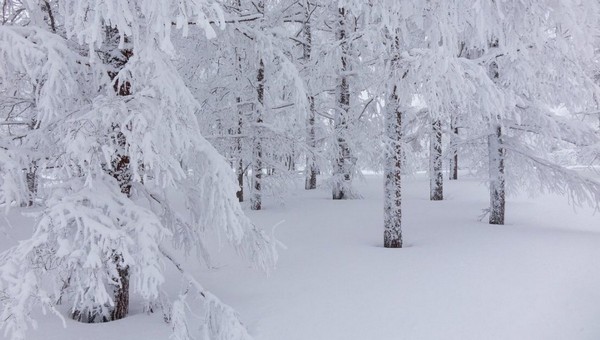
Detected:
[235,49,244,202]
[233,15,245,202]
[109,128,131,321]
[236,155,244,202]
[107,46,132,322]
[305,95,317,189]
[449,117,458,180]
[111,254,129,321]
[383,31,402,248]
[24,161,37,207]
[251,58,265,210]
[384,84,403,248]
[303,2,317,190]
[429,119,443,200]
[488,124,505,225]
[487,43,505,225]
[332,7,352,200]
[22,110,39,207]
[69,27,132,324]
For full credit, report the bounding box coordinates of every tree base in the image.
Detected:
[384,230,402,248]
[384,240,402,248]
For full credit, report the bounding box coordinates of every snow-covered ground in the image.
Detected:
[3,173,600,340]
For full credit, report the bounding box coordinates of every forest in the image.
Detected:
[0,0,599,339]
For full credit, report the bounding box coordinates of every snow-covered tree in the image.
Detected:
[379,0,600,242]
[178,0,311,209]
[463,0,600,224]
[0,0,277,339]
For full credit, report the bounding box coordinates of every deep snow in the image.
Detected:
[3,173,600,340]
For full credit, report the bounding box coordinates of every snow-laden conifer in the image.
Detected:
[0,1,276,339]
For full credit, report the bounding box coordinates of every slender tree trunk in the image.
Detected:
[251,58,265,210]
[236,144,244,203]
[22,109,39,207]
[25,118,38,207]
[384,85,403,248]
[429,119,443,200]
[449,116,458,180]
[106,45,133,322]
[383,31,402,248]
[110,130,131,322]
[303,2,317,190]
[487,42,505,225]
[25,162,37,207]
[235,44,244,202]
[305,96,317,189]
[488,124,505,225]
[333,7,352,200]
[111,254,129,320]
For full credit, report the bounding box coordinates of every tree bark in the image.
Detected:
[488,124,505,225]
[251,58,265,210]
[384,84,403,248]
[303,2,317,190]
[22,108,40,207]
[111,254,129,321]
[106,45,132,321]
[332,6,352,200]
[25,167,37,206]
[236,149,244,202]
[235,44,244,202]
[109,127,131,322]
[487,44,505,225]
[449,116,458,180]
[305,95,317,189]
[383,31,402,248]
[429,119,443,200]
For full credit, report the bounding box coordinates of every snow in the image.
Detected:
[3,173,600,340]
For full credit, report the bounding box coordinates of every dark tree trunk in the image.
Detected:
[449,118,458,180]
[236,97,244,202]
[429,119,443,200]
[305,96,317,190]
[384,86,403,248]
[332,7,352,200]
[109,127,131,322]
[236,158,244,202]
[303,2,317,190]
[251,58,265,211]
[70,28,133,324]
[234,30,245,202]
[107,45,132,321]
[111,254,129,321]
[488,124,505,225]
[383,31,403,248]
[24,161,37,207]
[22,113,39,207]
[487,44,505,225]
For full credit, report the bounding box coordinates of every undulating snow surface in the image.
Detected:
[3,173,600,340]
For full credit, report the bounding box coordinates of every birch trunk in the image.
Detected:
[105,41,132,322]
[488,124,505,225]
[236,100,244,202]
[24,156,37,207]
[251,58,265,210]
[384,84,403,248]
[449,116,458,180]
[303,2,317,190]
[487,44,505,225]
[234,40,244,202]
[429,119,443,200]
[383,31,402,248]
[332,6,352,200]
[305,95,317,189]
